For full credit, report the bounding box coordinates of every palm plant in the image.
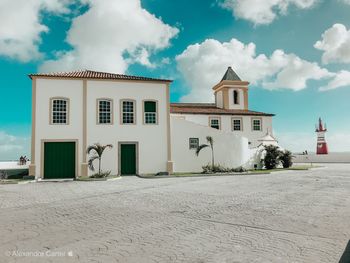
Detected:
[86,143,113,176]
[196,136,215,169]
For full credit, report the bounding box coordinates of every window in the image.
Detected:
[122,100,135,124]
[51,98,68,124]
[232,118,242,131]
[144,101,157,124]
[233,90,239,105]
[98,99,112,124]
[189,138,199,149]
[252,118,262,131]
[210,117,220,130]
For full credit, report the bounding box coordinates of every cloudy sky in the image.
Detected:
[0,0,350,160]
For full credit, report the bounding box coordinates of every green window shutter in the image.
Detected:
[144,101,156,112]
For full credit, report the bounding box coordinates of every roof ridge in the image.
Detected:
[170,104,274,116]
[28,69,172,82]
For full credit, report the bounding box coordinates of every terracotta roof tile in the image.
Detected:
[170,103,274,116]
[28,70,172,82]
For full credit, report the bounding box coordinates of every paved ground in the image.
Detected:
[0,164,349,263]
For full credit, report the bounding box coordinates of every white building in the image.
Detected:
[29,70,172,179]
[28,67,276,179]
[170,67,275,172]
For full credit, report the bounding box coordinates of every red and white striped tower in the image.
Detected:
[315,118,328,155]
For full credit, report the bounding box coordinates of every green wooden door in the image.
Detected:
[120,144,136,175]
[44,142,76,179]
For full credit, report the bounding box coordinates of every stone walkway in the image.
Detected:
[0,164,349,262]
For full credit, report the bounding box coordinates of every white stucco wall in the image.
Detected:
[34,79,84,178]
[216,90,223,108]
[171,114,273,148]
[86,80,169,175]
[171,117,251,173]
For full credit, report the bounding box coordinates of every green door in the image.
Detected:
[120,144,136,175]
[44,142,76,179]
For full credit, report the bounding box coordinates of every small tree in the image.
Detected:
[196,136,215,169]
[263,145,281,169]
[87,143,113,176]
[279,150,293,168]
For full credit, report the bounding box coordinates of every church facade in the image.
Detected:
[171,67,274,149]
[170,67,276,172]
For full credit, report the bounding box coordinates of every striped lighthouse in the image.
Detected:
[315,118,328,155]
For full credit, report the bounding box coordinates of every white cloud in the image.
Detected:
[341,0,350,4]
[40,0,179,73]
[219,0,318,25]
[277,131,350,152]
[176,38,332,102]
[314,23,350,64]
[0,0,71,62]
[0,131,30,161]
[319,70,350,91]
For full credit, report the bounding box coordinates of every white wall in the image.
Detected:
[86,80,169,175]
[34,79,84,178]
[171,117,251,173]
[216,90,223,108]
[294,153,350,163]
[171,114,273,148]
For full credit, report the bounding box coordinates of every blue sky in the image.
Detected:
[1,0,350,160]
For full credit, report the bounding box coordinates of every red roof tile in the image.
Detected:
[28,70,172,82]
[170,103,274,116]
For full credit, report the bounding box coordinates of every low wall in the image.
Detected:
[171,117,251,173]
[0,161,30,170]
[293,153,350,163]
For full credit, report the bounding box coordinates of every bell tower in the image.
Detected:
[213,67,249,110]
[315,118,329,155]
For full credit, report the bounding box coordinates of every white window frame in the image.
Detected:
[50,97,69,125]
[143,100,158,125]
[121,99,136,125]
[252,118,262,131]
[209,117,221,130]
[97,99,113,125]
[232,117,242,131]
[189,138,199,150]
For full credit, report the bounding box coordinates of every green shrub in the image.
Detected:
[279,150,293,168]
[202,164,247,174]
[232,166,246,173]
[90,171,111,178]
[202,164,215,173]
[263,145,281,170]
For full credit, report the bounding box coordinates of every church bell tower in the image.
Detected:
[213,67,249,110]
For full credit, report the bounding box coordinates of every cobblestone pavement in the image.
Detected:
[0,164,349,263]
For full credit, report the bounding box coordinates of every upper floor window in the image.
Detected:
[252,118,262,131]
[121,100,135,124]
[233,90,239,105]
[51,98,68,124]
[144,100,157,124]
[189,138,199,149]
[209,117,220,130]
[97,99,112,124]
[232,118,242,131]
